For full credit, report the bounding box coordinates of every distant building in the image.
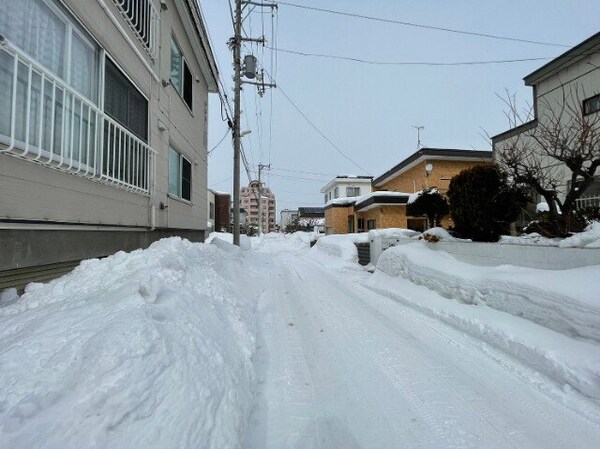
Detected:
[320,175,373,204]
[240,180,276,233]
[280,209,299,230]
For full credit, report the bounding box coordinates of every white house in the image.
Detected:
[320,175,373,204]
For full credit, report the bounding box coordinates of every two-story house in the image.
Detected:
[0,0,218,285]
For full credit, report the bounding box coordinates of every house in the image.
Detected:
[492,31,600,206]
[0,0,218,281]
[320,175,373,204]
[240,180,277,233]
[324,148,492,234]
[280,209,299,230]
[298,207,324,233]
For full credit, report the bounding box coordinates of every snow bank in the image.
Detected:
[0,238,260,449]
[499,232,562,247]
[365,270,600,401]
[376,242,600,342]
[308,233,368,268]
[560,221,600,248]
[368,228,420,239]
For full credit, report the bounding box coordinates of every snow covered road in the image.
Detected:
[245,237,600,448]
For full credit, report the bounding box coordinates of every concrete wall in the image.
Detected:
[372,237,600,270]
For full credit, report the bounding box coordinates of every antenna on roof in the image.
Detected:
[412,125,424,149]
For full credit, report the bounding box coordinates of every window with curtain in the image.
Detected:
[169,147,192,201]
[170,37,193,111]
[0,0,98,102]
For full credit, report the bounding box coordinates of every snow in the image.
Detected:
[498,221,600,248]
[372,241,600,399]
[368,228,420,239]
[2,233,600,448]
[560,221,600,248]
[0,238,260,449]
[537,201,550,212]
[418,226,468,241]
[325,191,412,208]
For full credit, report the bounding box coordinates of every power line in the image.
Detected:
[263,70,371,175]
[277,1,570,48]
[208,129,230,156]
[269,173,330,182]
[271,166,339,177]
[267,46,553,66]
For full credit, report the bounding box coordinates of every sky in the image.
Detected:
[200,0,600,215]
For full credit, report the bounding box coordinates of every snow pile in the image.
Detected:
[0,238,260,449]
[560,221,600,248]
[537,201,550,213]
[308,233,367,268]
[206,231,252,250]
[499,232,562,247]
[368,228,420,239]
[375,242,600,342]
[418,227,468,241]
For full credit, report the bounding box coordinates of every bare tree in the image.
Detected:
[495,86,600,235]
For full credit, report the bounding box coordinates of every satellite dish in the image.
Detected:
[425,163,433,174]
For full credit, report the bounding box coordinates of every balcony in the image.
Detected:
[0,42,155,195]
[113,0,160,60]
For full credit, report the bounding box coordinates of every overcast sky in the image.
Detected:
[201,0,600,213]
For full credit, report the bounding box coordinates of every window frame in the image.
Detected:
[170,35,193,112]
[367,219,376,230]
[346,186,360,197]
[583,94,600,116]
[168,146,192,202]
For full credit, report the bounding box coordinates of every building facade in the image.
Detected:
[0,0,219,278]
[280,209,298,230]
[492,31,600,206]
[320,175,372,204]
[240,180,276,233]
[324,148,493,234]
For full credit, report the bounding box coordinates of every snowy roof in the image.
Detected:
[325,191,412,210]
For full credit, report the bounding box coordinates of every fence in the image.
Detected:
[113,0,160,60]
[0,41,155,195]
[576,195,600,209]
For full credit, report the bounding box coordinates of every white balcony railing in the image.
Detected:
[113,0,160,60]
[0,41,155,195]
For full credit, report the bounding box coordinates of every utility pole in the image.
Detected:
[257,163,271,235]
[230,0,277,246]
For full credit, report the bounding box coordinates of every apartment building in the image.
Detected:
[0,0,218,278]
[240,180,276,233]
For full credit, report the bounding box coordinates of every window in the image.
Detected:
[358,218,365,232]
[334,187,339,199]
[169,147,192,201]
[347,186,360,197]
[171,37,193,110]
[113,0,159,58]
[367,219,376,230]
[209,202,215,219]
[324,194,328,204]
[0,0,99,102]
[104,59,148,141]
[347,215,355,233]
[583,94,600,116]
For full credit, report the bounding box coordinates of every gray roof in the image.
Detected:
[524,31,600,86]
[372,148,492,186]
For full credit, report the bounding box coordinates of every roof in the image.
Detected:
[324,191,411,211]
[524,31,600,86]
[298,207,324,217]
[175,0,219,92]
[372,148,492,187]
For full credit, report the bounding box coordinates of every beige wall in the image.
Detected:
[375,159,488,195]
[325,206,354,234]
